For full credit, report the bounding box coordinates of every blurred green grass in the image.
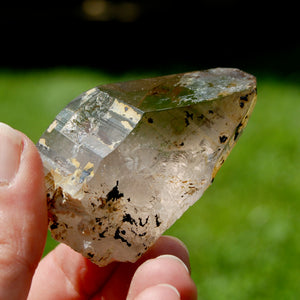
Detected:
[0,68,299,299]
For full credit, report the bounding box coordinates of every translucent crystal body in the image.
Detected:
[37,68,257,266]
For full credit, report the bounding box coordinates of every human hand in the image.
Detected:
[0,123,197,300]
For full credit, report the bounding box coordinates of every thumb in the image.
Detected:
[0,123,48,300]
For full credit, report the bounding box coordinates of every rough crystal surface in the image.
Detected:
[37,68,257,266]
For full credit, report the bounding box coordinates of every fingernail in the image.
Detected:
[0,123,23,186]
[155,254,190,274]
[156,283,180,297]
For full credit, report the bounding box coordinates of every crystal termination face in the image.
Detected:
[37,68,257,266]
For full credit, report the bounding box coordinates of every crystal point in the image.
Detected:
[37,68,257,266]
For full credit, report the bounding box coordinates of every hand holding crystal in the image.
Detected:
[0,123,197,300]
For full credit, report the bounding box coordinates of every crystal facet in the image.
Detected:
[37,68,257,266]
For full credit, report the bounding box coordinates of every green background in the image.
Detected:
[0,67,299,299]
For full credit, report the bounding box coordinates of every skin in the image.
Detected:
[0,123,197,300]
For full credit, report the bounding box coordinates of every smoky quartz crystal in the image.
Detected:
[37,68,257,266]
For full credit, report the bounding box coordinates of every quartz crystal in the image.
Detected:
[37,68,257,266]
